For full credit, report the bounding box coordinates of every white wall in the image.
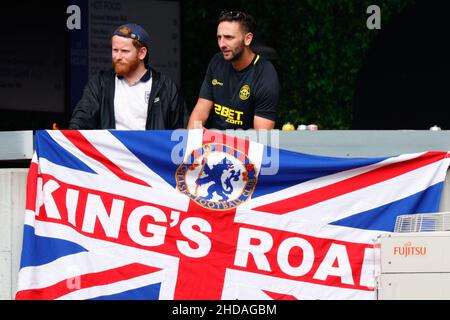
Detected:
[0,169,27,300]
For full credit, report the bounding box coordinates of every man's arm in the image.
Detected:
[254,115,275,130]
[68,75,102,129]
[187,98,214,129]
[253,60,279,130]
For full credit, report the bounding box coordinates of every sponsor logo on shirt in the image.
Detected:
[239,84,251,100]
[212,79,224,86]
[214,103,243,126]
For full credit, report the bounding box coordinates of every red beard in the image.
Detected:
[113,57,140,76]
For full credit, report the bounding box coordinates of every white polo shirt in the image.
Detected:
[114,70,152,130]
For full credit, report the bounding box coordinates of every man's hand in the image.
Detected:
[187,98,214,129]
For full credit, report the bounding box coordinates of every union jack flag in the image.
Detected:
[16,129,450,300]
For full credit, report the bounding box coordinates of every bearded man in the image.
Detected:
[69,23,187,130]
[187,11,279,130]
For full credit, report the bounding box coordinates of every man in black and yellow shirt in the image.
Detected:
[187,11,279,130]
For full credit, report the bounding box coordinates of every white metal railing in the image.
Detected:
[395,212,450,233]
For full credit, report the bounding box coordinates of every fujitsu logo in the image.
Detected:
[393,241,427,257]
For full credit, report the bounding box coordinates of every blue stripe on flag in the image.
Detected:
[20,225,88,268]
[254,147,390,198]
[35,131,96,173]
[110,130,187,188]
[88,282,161,300]
[330,182,444,231]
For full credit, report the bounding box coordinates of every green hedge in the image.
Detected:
[180,0,413,129]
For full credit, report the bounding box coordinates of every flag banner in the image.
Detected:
[16,129,450,300]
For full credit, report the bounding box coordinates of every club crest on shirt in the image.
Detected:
[239,84,251,100]
[175,144,257,211]
[145,91,150,104]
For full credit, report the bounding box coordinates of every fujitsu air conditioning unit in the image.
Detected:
[376,212,450,300]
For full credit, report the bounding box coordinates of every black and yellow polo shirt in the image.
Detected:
[199,52,279,130]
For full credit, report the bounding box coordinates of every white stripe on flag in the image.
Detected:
[235,159,447,242]
[38,158,190,212]
[79,130,174,191]
[17,219,179,299]
[57,270,166,300]
[47,131,115,179]
[248,140,264,177]
[242,152,427,209]
[17,250,137,292]
[222,269,376,300]
[184,129,203,162]
[296,160,449,225]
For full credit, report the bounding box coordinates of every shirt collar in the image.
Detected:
[236,54,259,73]
[117,68,152,84]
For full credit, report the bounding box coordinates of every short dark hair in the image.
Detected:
[217,11,256,34]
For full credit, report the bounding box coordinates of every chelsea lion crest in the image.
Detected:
[175,144,257,210]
